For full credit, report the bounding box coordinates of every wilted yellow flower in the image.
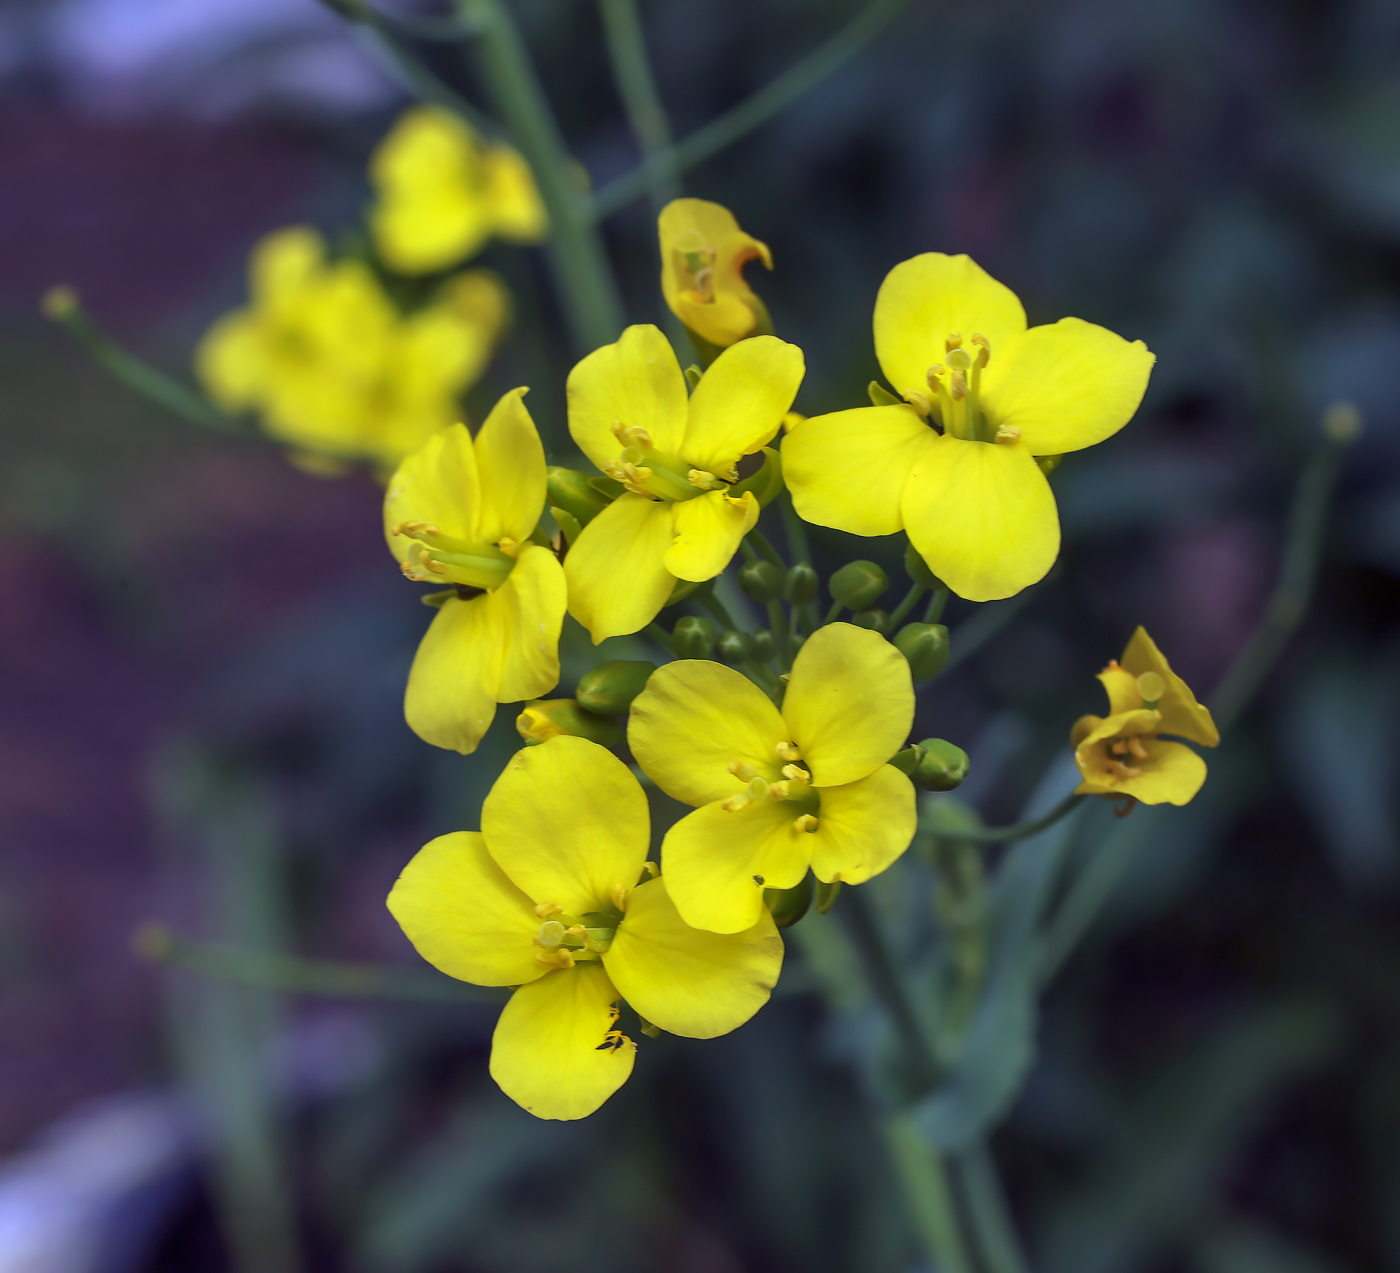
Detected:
[659,198,772,349]
[629,624,917,934]
[385,389,565,753]
[370,106,547,275]
[1072,627,1219,805]
[564,324,804,642]
[197,227,507,470]
[784,253,1154,601]
[387,736,783,1120]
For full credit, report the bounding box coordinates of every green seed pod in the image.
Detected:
[576,660,656,716]
[893,622,950,680]
[672,615,716,659]
[546,466,611,527]
[716,630,756,665]
[517,699,624,748]
[751,629,776,662]
[784,562,818,604]
[729,447,784,508]
[739,559,784,603]
[763,874,813,929]
[830,560,889,610]
[910,738,970,792]
[851,608,891,636]
[903,541,940,589]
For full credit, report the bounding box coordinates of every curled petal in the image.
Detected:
[663,489,758,583]
[1120,626,1218,747]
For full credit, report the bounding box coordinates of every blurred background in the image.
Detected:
[2,0,1399,1269]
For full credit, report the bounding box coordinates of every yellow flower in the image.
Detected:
[387,736,784,1120]
[563,324,804,642]
[370,106,547,275]
[659,198,772,349]
[629,624,917,934]
[385,389,566,753]
[197,227,507,470]
[1071,626,1219,805]
[783,253,1155,601]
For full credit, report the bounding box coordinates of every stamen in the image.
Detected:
[727,760,759,782]
[687,469,720,490]
[534,903,564,919]
[536,948,576,969]
[610,884,630,912]
[766,781,791,800]
[970,333,991,366]
[995,425,1021,443]
[945,333,963,352]
[793,814,819,833]
[721,793,753,813]
[610,422,653,448]
[776,742,801,762]
[1106,760,1142,780]
[903,390,932,416]
[392,519,439,539]
[781,764,810,785]
[949,370,969,401]
[1127,737,1150,761]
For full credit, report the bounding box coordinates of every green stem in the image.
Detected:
[881,1114,976,1273]
[767,598,792,670]
[889,582,926,628]
[954,1142,1029,1273]
[739,538,761,565]
[823,600,844,626]
[643,620,673,649]
[780,490,812,565]
[747,528,786,568]
[700,592,739,632]
[456,0,625,351]
[597,0,680,217]
[944,793,1084,846]
[924,586,950,625]
[591,0,911,218]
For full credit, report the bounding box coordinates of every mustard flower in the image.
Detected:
[388,736,783,1120]
[1071,627,1219,805]
[629,624,917,934]
[784,253,1155,602]
[385,389,566,753]
[370,106,547,275]
[197,227,507,470]
[564,324,804,642]
[659,198,772,349]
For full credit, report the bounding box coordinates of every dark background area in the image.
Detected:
[1,0,1398,1269]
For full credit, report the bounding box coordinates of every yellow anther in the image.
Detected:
[904,390,932,416]
[945,333,963,352]
[534,903,564,919]
[949,371,969,401]
[995,424,1021,443]
[610,421,653,448]
[1105,759,1142,780]
[536,947,576,969]
[776,741,801,762]
[721,793,754,812]
[610,884,631,912]
[497,536,520,557]
[946,347,973,372]
[793,814,819,833]
[728,760,759,782]
[1127,736,1150,761]
[687,469,719,490]
[781,763,810,785]
[766,781,791,800]
[393,519,439,539]
[970,333,991,365]
[641,860,660,880]
[564,924,588,939]
[1135,671,1166,704]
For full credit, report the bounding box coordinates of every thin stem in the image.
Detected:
[924,586,950,625]
[643,620,673,649]
[739,538,761,565]
[942,793,1084,846]
[747,528,786,568]
[882,1115,977,1273]
[1208,422,1355,734]
[780,490,811,565]
[700,592,739,632]
[823,600,844,626]
[954,1143,1030,1273]
[456,0,625,352]
[767,598,792,670]
[598,0,680,216]
[888,582,927,628]
[592,0,911,218]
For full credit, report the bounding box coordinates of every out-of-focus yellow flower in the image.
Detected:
[197,227,508,470]
[1071,626,1219,805]
[385,389,565,753]
[387,736,783,1120]
[563,324,804,642]
[370,106,547,275]
[629,624,917,934]
[659,198,773,349]
[784,253,1154,602]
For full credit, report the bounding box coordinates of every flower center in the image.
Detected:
[1100,732,1152,781]
[530,902,622,969]
[601,422,732,501]
[673,229,716,303]
[393,520,518,590]
[906,333,1018,447]
[720,741,822,832]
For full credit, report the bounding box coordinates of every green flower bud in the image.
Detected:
[751,629,776,662]
[814,879,842,913]
[868,380,902,407]
[893,622,950,680]
[517,699,624,748]
[546,466,611,527]
[672,615,716,659]
[851,608,891,636]
[909,738,970,791]
[729,447,784,508]
[1035,454,1063,477]
[576,660,656,716]
[739,559,784,603]
[716,630,756,665]
[903,541,940,589]
[763,873,813,928]
[784,562,818,604]
[830,560,888,609]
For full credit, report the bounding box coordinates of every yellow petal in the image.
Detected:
[249,226,324,314]
[902,434,1059,602]
[808,766,917,885]
[1120,626,1219,747]
[403,594,503,754]
[980,318,1154,456]
[387,831,544,987]
[681,336,804,473]
[195,311,267,411]
[660,798,812,935]
[662,490,757,582]
[629,660,787,807]
[473,388,545,547]
[489,964,635,1120]
[873,253,1027,406]
[566,325,688,472]
[782,624,914,787]
[493,544,566,704]
[658,198,771,347]
[481,736,650,914]
[782,406,934,537]
[1077,738,1207,805]
[604,877,782,1038]
[483,145,547,242]
[383,423,481,566]
[1097,662,1142,716]
[563,492,676,642]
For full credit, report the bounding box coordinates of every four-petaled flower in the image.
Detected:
[388,736,784,1120]
[564,324,804,642]
[783,253,1155,602]
[629,624,917,934]
[1071,626,1219,805]
[659,198,773,351]
[385,389,566,753]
